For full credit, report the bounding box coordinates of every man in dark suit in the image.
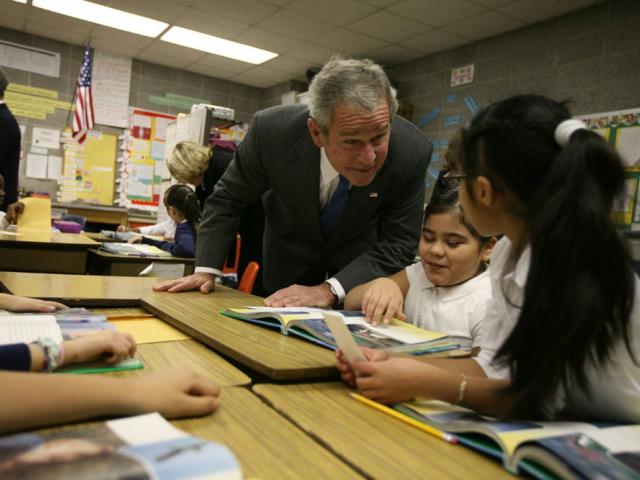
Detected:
[0,69,21,217]
[156,57,432,307]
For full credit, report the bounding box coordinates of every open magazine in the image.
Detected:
[221,307,458,355]
[0,413,242,480]
[100,242,172,257]
[392,399,640,479]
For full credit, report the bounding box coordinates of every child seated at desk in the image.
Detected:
[0,174,24,229]
[344,169,495,352]
[0,293,220,433]
[118,188,176,240]
[129,184,199,257]
[337,94,640,423]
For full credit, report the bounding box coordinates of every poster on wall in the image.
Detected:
[578,108,640,229]
[121,108,176,211]
[58,130,117,205]
[92,50,132,128]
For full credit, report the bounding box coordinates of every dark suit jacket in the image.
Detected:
[0,103,21,211]
[197,104,432,294]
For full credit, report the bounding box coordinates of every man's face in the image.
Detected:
[308,102,391,187]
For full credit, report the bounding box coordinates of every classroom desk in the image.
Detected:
[52,202,128,227]
[86,248,195,276]
[141,292,339,381]
[0,272,340,381]
[0,230,98,274]
[254,382,514,480]
[0,272,157,305]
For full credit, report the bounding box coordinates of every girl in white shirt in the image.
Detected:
[344,174,495,352]
[337,94,640,422]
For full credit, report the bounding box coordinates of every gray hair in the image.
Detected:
[308,57,398,133]
[0,69,8,97]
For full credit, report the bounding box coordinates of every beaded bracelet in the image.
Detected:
[454,372,468,405]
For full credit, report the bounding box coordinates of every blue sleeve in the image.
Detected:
[0,343,31,371]
[141,224,195,257]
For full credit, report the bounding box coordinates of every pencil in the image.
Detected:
[350,392,457,444]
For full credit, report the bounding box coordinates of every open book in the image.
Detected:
[0,412,242,479]
[221,307,457,355]
[389,399,640,479]
[100,242,172,257]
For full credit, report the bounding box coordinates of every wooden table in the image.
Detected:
[0,272,158,306]
[254,382,515,479]
[52,202,128,227]
[0,230,98,274]
[87,248,195,276]
[141,292,339,381]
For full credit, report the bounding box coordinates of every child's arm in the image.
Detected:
[0,293,66,312]
[0,368,220,434]
[345,269,410,325]
[141,225,195,257]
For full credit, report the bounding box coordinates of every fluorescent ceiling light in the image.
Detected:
[32,0,168,38]
[161,26,278,65]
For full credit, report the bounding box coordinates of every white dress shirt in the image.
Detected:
[475,237,640,421]
[139,219,176,239]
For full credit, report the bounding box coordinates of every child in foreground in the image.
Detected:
[130,184,199,257]
[345,170,495,352]
[0,293,220,433]
[338,94,640,422]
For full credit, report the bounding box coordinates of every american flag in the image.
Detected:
[72,46,95,144]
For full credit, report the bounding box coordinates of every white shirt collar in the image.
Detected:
[0,100,5,105]
[319,147,339,187]
[423,269,490,302]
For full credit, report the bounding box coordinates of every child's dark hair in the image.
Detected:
[425,170,492,250]
[458,94,636,418]
[165,184,200,232]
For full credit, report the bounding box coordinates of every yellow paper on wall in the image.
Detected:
[114,318,189,344]
[17,197,51,231]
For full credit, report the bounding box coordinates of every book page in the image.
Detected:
[322,311,365,363]
[0,314,63,343]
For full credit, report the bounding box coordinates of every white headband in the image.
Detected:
[554,119,587,147]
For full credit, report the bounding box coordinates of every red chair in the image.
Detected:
[223,234,241,274]
[238,261,260,294]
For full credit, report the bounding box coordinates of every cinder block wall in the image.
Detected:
[390,0,640,172]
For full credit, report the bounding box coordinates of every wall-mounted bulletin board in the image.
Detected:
[58,130,117,205]
[120,108,175,211]
[578,108,640,229]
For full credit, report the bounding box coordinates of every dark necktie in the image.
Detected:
[321,175,349,238]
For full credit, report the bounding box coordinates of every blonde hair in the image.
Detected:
[167,141,211,183]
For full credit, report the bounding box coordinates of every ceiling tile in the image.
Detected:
[286,0,377,26]
[88,37,144,58]
[25,22,88,46]
[499,0,598,24]
[443,11,525,40]
[136,50,192,69]
[388,0,485,27]
[286,42,344,64]
[108,0,189,23]
[469,0,513,7]
[400,29,467,54]
[241,65,294,82]
[232,27,305,54]
[142,40,206,64]
[258,9,337,41]
[191,0,278,25]
[186,63,238,80]
[0,0,27,19]
[90,26,155,49]
[314,28,387,55]
[0,16,24,31]
[196,54,256,74]
[262,0,296,5]
[230,74,275,88]
[176,8,251,38]
[26,9,93,35]
[367,44,424,65]
[262,55,316,74]
[348,11,432,43]
[360,0,403,6]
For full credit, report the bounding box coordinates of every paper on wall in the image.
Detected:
[32,127,61,149]
[47,155,63,180]
[26,153,48,179]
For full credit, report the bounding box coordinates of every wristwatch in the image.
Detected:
[326,282,339,307]
[34,337,63,372]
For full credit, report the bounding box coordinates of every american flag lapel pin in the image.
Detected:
[369,192,378,198]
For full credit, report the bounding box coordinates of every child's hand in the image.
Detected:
[63,330,136,365]
[128,235,143,244]
[5,201,24,224]
[351,356,428,404]
[128,368,221,418]
[0,293,66,312]
[361,278,406,325]
[336,347,390,386]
